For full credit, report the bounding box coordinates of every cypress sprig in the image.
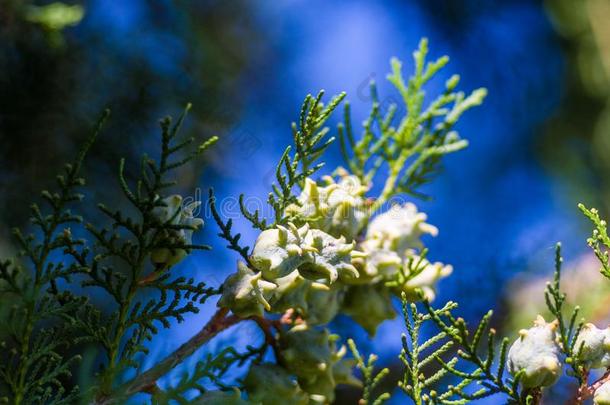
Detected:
[399,294,457,405]
[239,90,346,228]
[397,289,531,404]
[347,339,391,405]
[579,203,610,279]
[386,248,431,290]
[339,38,486,206]
[80,105,219,397]
[420,296,525,404]
[0,109,110,405]
[208,189,251,263]
[544,242,584,384]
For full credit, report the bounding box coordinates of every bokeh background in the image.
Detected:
[2,0,610,403]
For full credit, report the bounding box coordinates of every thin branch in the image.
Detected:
[576,369,610,403]
[94,308,241,404]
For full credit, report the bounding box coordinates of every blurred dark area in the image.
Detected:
[0,0,269,398]
[1,0,610,404]
[0,0,266,241]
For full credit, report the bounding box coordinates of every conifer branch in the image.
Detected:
[208,189,251,263]
[240,90,346,228]
[347,339,390,405]
[397,289,527,404]
[94,308,241,404]
[579,203,610,279]
[420,296,525,404]
[339,38,486,210]
[544,242,584,385]
[82,105,218,398]
[0,109,110,405]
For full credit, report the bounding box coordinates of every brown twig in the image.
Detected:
[93,307,241,404]
[581,369,610,401]
[137,263,167,286]
[251,316,282,362]
[566,369,610,405]
[575,368,591,404]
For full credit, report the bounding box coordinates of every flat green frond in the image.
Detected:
[399,293,459,405]
[543,242,585,384]
[339,38,486,207]
[208,189,251,263]
[240,91,345,228]
[0,109,110,404]
[579,203,610,279]
[400,290,524,404]
[79,105,219,396]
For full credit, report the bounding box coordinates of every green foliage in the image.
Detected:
[580,203,610,279]
[393,212,610,404]
[399,296,457,404]
[25,2,85,31]
[237,90,346,230]
[347,339,390,405]
[400,292,526,404]
[81,105,219,397]
[151,346,262,404]
[0,110,109,405]
[0,106,222,404]
[208,189,251,263]
[339,38,486,204]
[544,243,584,384]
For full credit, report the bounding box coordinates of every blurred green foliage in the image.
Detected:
[25,2,84,31]
[506,0,610,333]
[541,0,610,216]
